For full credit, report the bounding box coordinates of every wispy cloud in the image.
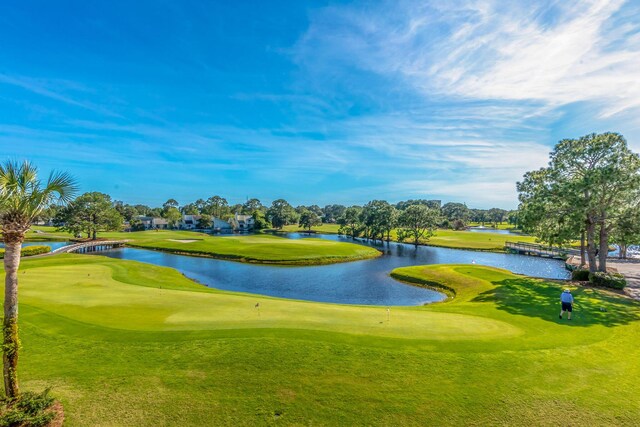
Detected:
[0,74,121,117]
[296,0,640,118]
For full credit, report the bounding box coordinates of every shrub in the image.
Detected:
[0,245,51,259]
[571,269,590,281]
[589,272,626,289]
[0,388,55,427]
[452,219,466,231]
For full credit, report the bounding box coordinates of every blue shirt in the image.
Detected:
[561,292,574,303]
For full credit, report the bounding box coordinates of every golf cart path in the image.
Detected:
[607,259,640,301]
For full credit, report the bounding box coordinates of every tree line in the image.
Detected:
[37,191,516,241]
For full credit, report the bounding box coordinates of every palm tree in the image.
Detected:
[0,161,76,398]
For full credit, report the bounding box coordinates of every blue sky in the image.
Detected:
[1,0,639,209]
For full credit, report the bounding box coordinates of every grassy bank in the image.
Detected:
[7,255,640,425]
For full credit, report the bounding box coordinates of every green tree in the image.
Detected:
[251,210,271,230]
[203,196,228,218]
[113,201,138,222]
[194,198,207,212]
[610,203,640,259]
[469,209,488,225]
[398,204,440,247]
[197,214,212,229]
[441,202,470,225]
[267,199,297,229]
[518,132,640,272]
[487,208,507,228]
[395,199,441,211]
[322,204,346,223]
[0,160,76,398]
[162,199,179,210]
[360,200,395,241]
[337,206,362,238]
[163,207,182,229]
[35,203,59,225]
[181,203,199,215]
[518,171,585,262]
[56,192,123,239]
[242,198,263,214]
[299,209,321,231]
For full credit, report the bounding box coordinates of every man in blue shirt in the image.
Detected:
[559,289,574,320]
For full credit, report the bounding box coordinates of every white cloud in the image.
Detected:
[297,0,640,119]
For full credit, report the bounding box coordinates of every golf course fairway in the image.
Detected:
[28,228,382,265]
[8,255,640,425]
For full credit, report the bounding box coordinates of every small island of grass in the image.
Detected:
[124,231,381,265]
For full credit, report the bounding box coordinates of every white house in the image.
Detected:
[180,214,201,230]
[213,217,233,233]
[230,213,254,232]
[138,216,168,230]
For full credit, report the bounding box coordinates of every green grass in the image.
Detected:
[31,224,539,252]
[6,255,640,425]
[28,228,380,265]
[468,221,517,230]
[278,224,342,234]
[124,231,381,265]
[278,224,537,251]
[425,229,537,250]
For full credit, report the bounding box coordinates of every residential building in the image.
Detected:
[230,213,254,232]
[138,216,169,230]
[180,214,201,230]
[213,217,233,233]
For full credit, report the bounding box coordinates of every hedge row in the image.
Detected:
[0,245,51,259]
[571,268,627,289]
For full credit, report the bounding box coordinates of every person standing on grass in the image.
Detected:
[559,289,574,320]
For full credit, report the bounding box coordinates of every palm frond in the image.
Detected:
[45,170,78,204]
[0,160,78,229]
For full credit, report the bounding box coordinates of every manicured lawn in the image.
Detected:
[278,224,342,234]
[279,224,537,251]
[426,229,537,250]
[124,231,380,265]
[28,228,380,265]
[7,255,640,425]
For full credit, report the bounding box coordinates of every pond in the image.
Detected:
[97,233,569,306]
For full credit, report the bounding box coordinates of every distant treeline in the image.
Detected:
[37,193,516,241]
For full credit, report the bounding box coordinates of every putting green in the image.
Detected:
[7,255,640,425]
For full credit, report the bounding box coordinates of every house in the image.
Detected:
[138,216,168,230]
[230,213,254,232]
[213,217,233,233]
[180,214,201,230]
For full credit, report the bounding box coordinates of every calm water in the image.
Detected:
[97,233,569,306]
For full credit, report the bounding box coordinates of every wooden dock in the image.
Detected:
[504,241,567,259]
